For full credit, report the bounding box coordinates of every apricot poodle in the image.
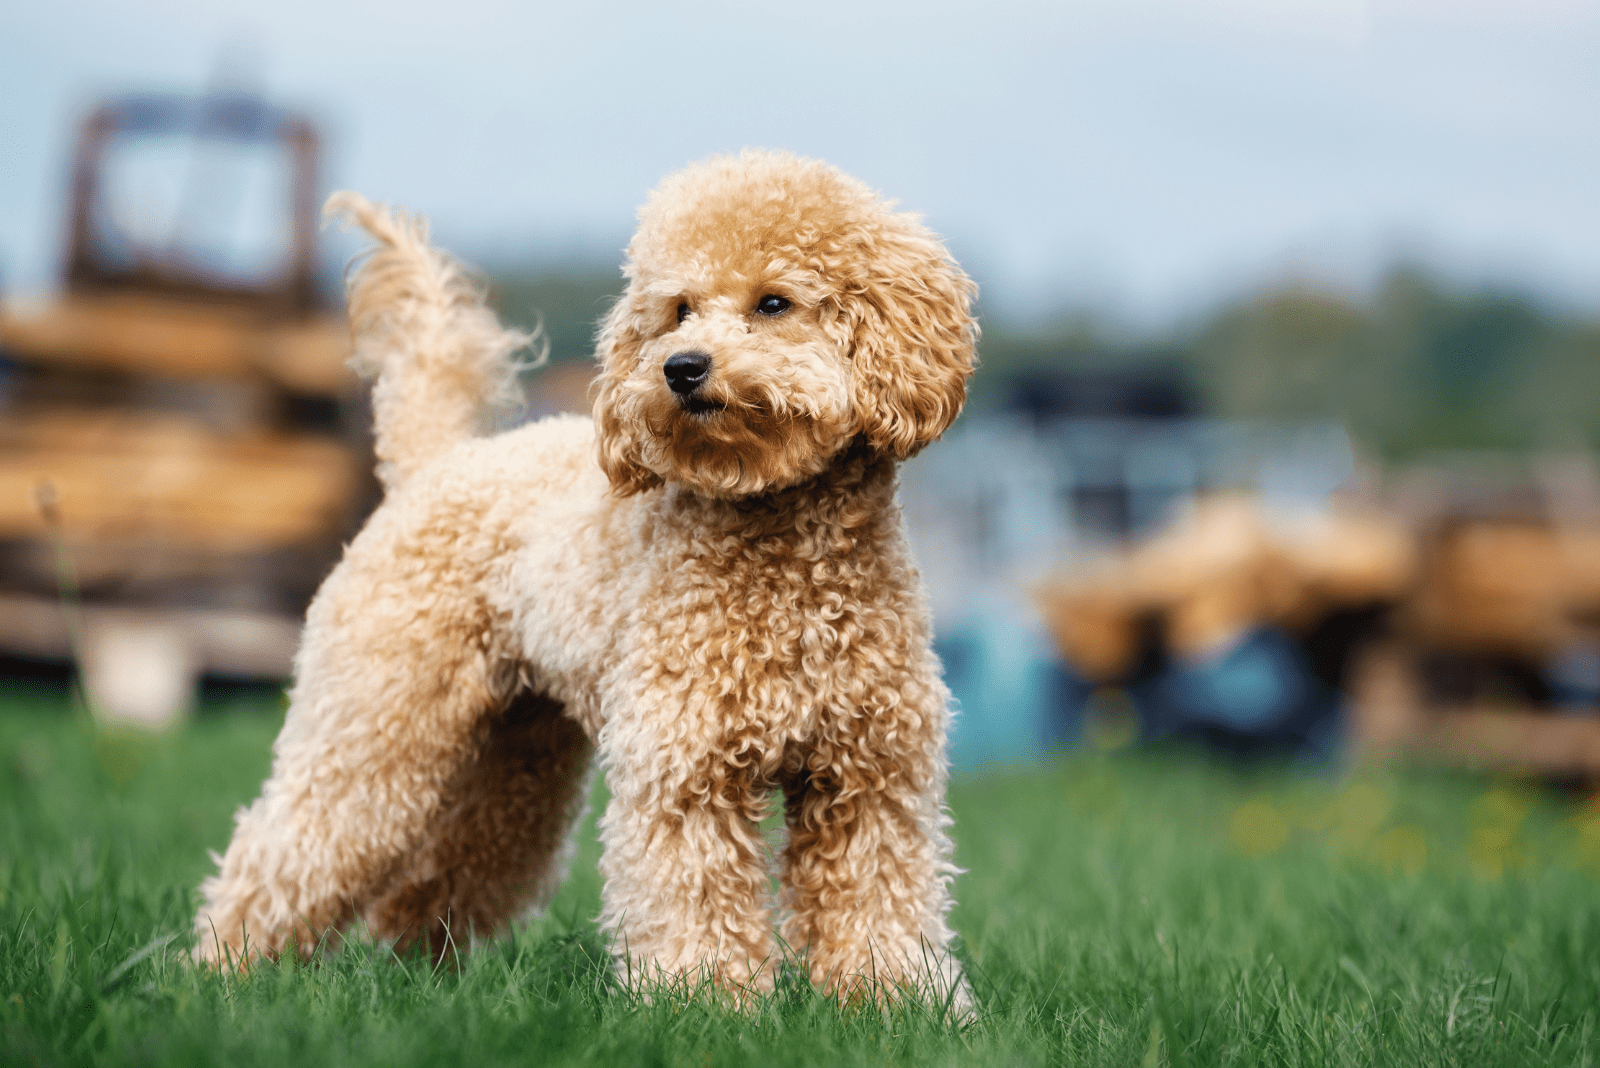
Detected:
[194,150,978,1006]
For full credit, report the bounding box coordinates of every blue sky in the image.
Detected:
[4,0,1597,329]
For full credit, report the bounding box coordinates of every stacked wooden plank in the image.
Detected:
[1037,491,1600,775]
[1036,495,1413,681]
[0,292,351,394]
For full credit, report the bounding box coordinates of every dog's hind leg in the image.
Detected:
[363,690,594,959]
[192,502,524,967]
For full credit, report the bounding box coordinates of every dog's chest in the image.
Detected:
[627,518,909,734]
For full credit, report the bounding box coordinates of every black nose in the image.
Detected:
[663,352,711,395]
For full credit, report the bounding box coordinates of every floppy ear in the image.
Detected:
[838,224,978,460]
[589,289,664,496]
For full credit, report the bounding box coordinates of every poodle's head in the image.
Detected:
[591,150,977,498]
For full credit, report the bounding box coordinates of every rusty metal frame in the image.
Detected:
[63,92,322,315]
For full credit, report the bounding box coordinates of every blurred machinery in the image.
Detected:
[0,92,371,724]
[905,366,1600,773]
[900,368,1361,766]
[1035,496,1410,755]
[1035,482,1600,773]
[1350,469,1600,776]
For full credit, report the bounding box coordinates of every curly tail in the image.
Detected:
[325,192,540,489]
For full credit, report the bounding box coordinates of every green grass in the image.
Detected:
[4,683,1600,1067]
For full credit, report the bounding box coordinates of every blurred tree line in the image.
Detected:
[979,269,1600,458]
[491,267,624,368]
[1188,270,1600,457]
[490,264,1600,459]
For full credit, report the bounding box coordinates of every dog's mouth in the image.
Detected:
[677,393,726,416]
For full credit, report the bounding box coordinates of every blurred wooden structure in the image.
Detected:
[1036,495,1413,681]
[1351,511,1600,777]
[0,92,371,724]
[1037,487,1600,775]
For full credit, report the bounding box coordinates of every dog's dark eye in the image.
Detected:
[755,295,791,316]
[676,302,691,324]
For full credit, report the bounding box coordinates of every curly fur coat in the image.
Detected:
[194,150,979,1006]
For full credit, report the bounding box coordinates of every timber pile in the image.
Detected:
[0,409,359,551]
[1351,516,1600,775]
[0,292,351,394]
[1404,519,1600,659]
[1037,492,1600,776]
[0,91,373,725]
[1036,495,1413,682]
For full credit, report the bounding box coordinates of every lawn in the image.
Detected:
[4,682,1600,1066]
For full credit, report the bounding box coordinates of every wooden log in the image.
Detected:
[0,410,361,549]
[0,293,352,395]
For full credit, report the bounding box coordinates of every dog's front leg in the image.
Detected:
[595,722,776,998]
[780,672,969,1011]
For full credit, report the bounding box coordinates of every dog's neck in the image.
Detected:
[661,443,899,550]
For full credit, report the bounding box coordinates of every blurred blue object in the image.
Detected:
[1546,642,1600,714]
[1137,626,1342,756]
[938,610,1344,770]
[936,599,1085,770]
[1150,628,1307,733]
